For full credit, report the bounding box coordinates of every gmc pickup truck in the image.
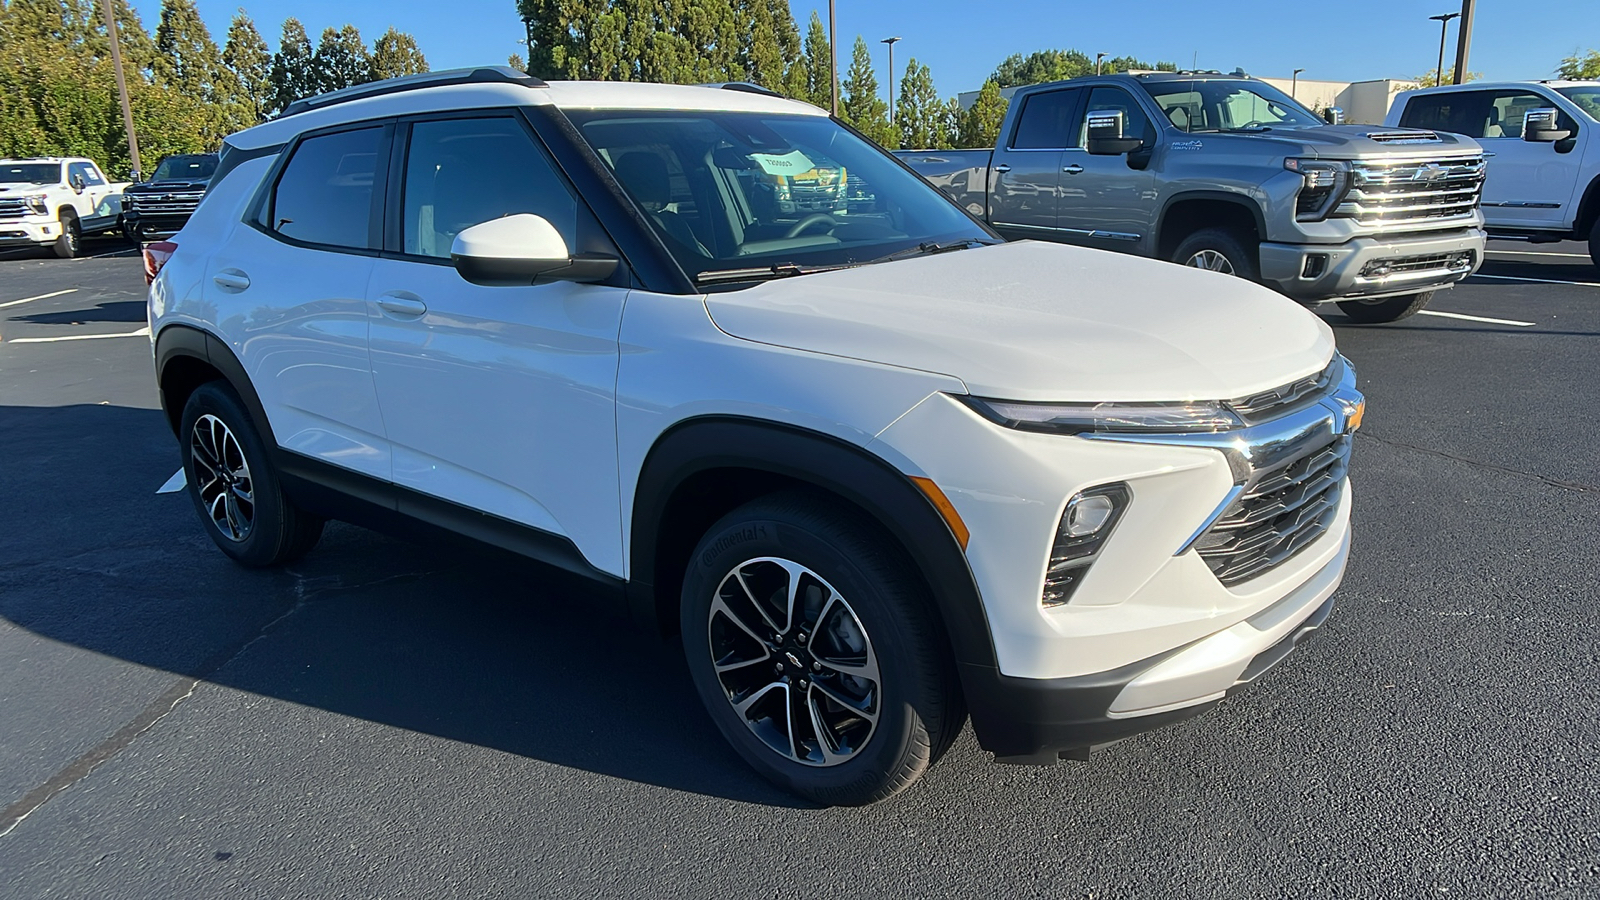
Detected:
[900,72,1489,323]
[0,157,129,258]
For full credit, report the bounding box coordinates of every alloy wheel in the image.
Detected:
[708,557,881,767]
[1186,249,1235,274]
[190,413,255,542]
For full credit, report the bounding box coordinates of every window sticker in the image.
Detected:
[750,150,815,176]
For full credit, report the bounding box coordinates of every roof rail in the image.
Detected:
[279,66,548,119]
[698,81,784,98]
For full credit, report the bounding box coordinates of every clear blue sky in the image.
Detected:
[132,0,1600,98]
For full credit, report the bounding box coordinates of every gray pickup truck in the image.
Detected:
[898,72,1489,322]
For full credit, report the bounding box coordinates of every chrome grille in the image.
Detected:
[1335,156,1485,228]
[0,199,28,221]
[1228,359,1339,422]
[126,190,205,216]
[1194,433,1351,587]
[1359,251,1476,277]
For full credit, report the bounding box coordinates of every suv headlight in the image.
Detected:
[22,194,48,214]
[962,396,1243,434]
[1284,158,1350,222]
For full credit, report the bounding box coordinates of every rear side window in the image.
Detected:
[270,127,384,250]
[1011,90,1081,149]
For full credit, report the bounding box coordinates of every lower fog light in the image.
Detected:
[1043,484,1131,607]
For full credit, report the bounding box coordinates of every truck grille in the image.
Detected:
[1335,156,1485,228]
[126,190,205,216]
[1193,433,1351,588]
[0,199,28,221]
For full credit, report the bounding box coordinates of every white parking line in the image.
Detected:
[156,468,187,493]
[1484,250,1592,259]
[1469,273,1600,288]
[0,288,77,309]
[1417,310,1536,327]
[88,249,138,259]
[5,325,150,344]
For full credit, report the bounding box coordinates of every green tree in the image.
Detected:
[740,0,783,87]
[89,0,159,72]
[958,78,1008,148]
[897,58,943,150]
[509,51,526,72]
[1558,50,1599,80]
[991,49,1091,88]
[223,12,272,123]
[1414,67,1481,88]
[800,10,831,108]
[152,0,233,103]
[313,24,373,93]
[768,0,805,97]
[269,18,316,112]
[371,27,428,81]
[841,36,893,147]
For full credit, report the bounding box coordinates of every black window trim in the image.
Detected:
[1006,87,1087,152]
[245,118,395,258]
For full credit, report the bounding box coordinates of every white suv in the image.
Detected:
[147,68,1364,805]
[1386,81,1600,268]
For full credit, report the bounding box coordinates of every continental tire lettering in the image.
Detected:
[701,524,769,567]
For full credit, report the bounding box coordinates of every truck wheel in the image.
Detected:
[680,491,963,806]
[180,381,325,567]
[53,212,80,259]
[1588,217,1600,272]
[1337,291,1432,324]
[1172,228,1259,281]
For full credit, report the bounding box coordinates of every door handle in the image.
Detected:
[993,164,1011,174]
[212,269,250,291]
[1062,164,1085,175]
[377,292,428,318]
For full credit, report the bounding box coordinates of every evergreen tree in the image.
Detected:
[800,10,831,109]
[509,51,526,72]
[223,12,272,123]
[152,0,232,103]
[769,0,805,98]
[269,18,315,113]
[841,36,893,147]
[742,0,784,88]
[896,59,943,151]
[313,25,374,93]
[958,78,1008,148]
[1560,49,1600,80]
[371,27,429,81]
[937,97,962,149]
[991,49,1091,88]
[89,0,158,72]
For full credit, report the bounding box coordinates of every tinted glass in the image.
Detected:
[1141,79,1321,132]
[68,162,104,185]
[152,155,219,181]
[1079,87,1155,144]
[569,110,990,283]
[1399,93,1484,136]
[1011,90,1080,149]
[402,118,576,259]
[271,127,383,249]
[1556,86,1600,121]
[0,163,59,184]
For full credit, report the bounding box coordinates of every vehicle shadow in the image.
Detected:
[0,402,807,808]
[15,300,147,325]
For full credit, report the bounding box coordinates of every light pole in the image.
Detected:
[1291,68,1305,99]
[829,0,838,115]
[1452,0,1476,84]
[1429,12,1460,86]
[882,37,902,125]
[1095,52,1106,75]
[101,0,140,177]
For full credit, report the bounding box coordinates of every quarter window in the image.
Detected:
[270,127,384,250]
[401,117,577,259]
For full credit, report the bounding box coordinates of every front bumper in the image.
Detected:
[122,210,189,240]
[0,219,61,246]
[1260,227,1485,303]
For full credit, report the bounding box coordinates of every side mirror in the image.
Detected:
[1085,109,1144,155]
[70,174,86,192]
[1522,108,1572,143]
[1323,107,1345,125]
[451,214,618,287]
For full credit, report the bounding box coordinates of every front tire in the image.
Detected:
[680,491,962,806]
[1171,227,1259,281]
[1337,291,1432,324]
[179,382,324,567]
[1588,217,1600,272]
[53,212,80,259]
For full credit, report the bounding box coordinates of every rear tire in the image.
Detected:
[1171,228,1259,281]
[1337,291,1432,324]
[179,382,324,567]
[680,491,963,806]
[52,212,80,259]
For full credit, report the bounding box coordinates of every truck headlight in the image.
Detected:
[22,194,48,214]
[962,396,1242,434]
[1284,158,1350,222]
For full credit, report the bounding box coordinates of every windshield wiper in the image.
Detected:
[864,239,994,266]
[694,262,852,285]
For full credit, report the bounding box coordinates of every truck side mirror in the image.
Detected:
[70,173,86,193]
[1522,108,1572,143]
[1086,110,1143,156]
[451,214,618,287]
[1323,107,1345,125]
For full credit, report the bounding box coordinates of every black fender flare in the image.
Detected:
[627,415,998,674]
[1155,190,1270,256]
[1573,172,1600,236]
[153,323,277,448]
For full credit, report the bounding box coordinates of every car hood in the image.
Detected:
[1224,124,1481,159]
[702,241,1336,403]
[126,180,210,192]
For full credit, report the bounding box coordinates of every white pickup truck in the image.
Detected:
[0,157,130,258]
[1386,81,1600,269]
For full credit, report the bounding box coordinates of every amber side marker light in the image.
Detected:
[910,476,970,550]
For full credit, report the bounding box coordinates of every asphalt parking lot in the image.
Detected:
[1,238,1597,898]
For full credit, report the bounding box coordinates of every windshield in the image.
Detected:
[0,162,61,184]
[1140,80,1323,132]
[567,110,992,284]
[1555,86,1600,122]
[151,154,218,182]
